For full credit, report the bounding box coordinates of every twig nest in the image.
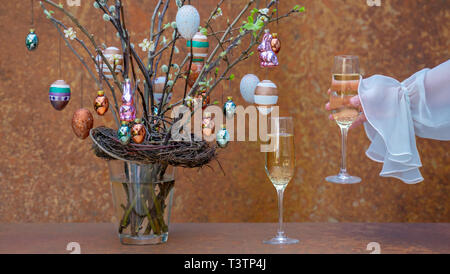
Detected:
[72,108,94,140]
[187,32,209,62]
[49,80,71,111]
[96,46,123,79]
[254,80,278,115]
[176,5,200,40]
[240,74,260,104]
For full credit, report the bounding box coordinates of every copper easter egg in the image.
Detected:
[131,119,146,144]
[187,62,203,87]
[94,90,109,116]
[271,33,281,54]
[72,108,94,140]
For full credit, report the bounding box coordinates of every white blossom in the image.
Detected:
[138,38,155,52]
[64,27,76,40]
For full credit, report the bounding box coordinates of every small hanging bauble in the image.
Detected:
[223,96,237,119]
[94,90,109,116]
[240,74,260,104]
[257,30,279,68]
[176,5,200,40]
[131,118,146,144]
[202,112,215,137]
[271,33,281,54]
[216,125,230,148]
[49,80,71,111]
[96,47,123,79]
[153,76,173,104]
[254,80,279,115]
[187,32,209,63]
[26,29,38,51]
[187,62,203,87]
[118,121,131,145]
[71,108,94,140]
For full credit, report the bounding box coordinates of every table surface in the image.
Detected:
[0,223,448,254]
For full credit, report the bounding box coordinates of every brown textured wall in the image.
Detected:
[0,0,448,224]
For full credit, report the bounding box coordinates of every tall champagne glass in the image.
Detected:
[264,117,299,245]
[326,55,362,184]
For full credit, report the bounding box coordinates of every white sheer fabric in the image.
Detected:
[359,60,450,184]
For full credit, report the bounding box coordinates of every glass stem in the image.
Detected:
[340,126,348,175]
[276,186,286,238]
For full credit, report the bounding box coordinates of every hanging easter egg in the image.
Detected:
[49,80,71,111]
[202,112,215,137]
[119,79,136,122]
[117,121,131,145]
[223,96,237,119]
[257,31,279,68]
[94,90,109,116]
[187,62,203,87]
[96,47,123,79]
[194,91,210,110]
[153,76,173,104]
[26,29,38,51]
[187,32,209,63]
[240,74,260,104]
[131,119,146,144]
[71,108,94,140]
[271,33,281,54]
[176,5,200,40]
[254,80,279,115]
[216,125,230,148]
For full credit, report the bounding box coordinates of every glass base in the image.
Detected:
[326,173,361,184]
[264,235,299,245]
[119,232,168,245]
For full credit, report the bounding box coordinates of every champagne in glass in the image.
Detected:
[326,56,362,184]
[264,117,299,245]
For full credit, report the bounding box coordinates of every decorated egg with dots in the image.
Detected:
[187,32,209,63]
[240,74,260,104]
[254,80,279,115]
[71,108,94,140]
[96,47,123,79]
[176,5,200,40]
[49,80,71,111]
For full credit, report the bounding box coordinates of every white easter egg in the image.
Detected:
[240,74,260,104]
[176,5,200,40]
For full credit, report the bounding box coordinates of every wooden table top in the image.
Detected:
[0,223,448,254]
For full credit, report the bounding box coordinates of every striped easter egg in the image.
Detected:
[49,80,71,111]
[153,76,172,104]
[96,47,123,79]
[187,32,209,62]
[254,80,278,115]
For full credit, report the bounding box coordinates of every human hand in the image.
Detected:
[325,89,367,130]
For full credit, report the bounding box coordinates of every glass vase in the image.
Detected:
[108,160,176,245]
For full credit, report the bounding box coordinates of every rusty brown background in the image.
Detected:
[0,0,448,224]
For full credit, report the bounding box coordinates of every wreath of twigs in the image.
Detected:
[91,127,217,168]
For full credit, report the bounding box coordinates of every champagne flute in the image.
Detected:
[326,55,362,184]
[264,117,299,245]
